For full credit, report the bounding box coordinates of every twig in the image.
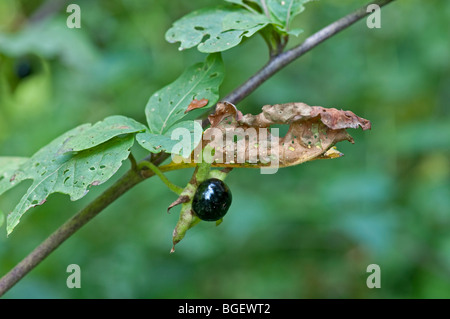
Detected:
[0,0,396,297]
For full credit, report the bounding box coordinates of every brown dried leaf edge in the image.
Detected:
[201,102,371,168]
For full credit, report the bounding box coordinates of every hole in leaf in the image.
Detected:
[100,165,106,169]
[90,167,95,171]
[64,177,70,184]
[35,163,40,167]
[194,26,205,31]
[31,200,38,205]
[0,176,4,182]
[200,34,210,43]
[63,169,70,175]
[209,72,218,78]
[41,171,47,176]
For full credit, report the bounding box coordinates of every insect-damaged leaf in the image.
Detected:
[145,53,223,135]
[4,126,135,235]
[0,157,29,197]
[165,6,270,53]
[203,101,370,168]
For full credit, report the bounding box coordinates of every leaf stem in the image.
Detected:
[139,160,183,194]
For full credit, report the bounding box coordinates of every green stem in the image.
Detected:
[139,160,183,195]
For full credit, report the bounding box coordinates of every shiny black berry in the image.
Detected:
[192,178,232,221]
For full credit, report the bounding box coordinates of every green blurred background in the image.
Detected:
[0,0,449,298]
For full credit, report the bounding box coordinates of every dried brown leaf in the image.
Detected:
[185,98,209,114]
[208,101,243,127]
[202,102,371,168]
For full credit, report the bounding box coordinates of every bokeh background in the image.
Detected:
[0,0,449,298]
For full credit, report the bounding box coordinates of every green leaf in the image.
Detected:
[145,54,224,135]
[222,10,271,32]
[224,0,262,14]
[226,0,313,35]
[286,27,304,37]
[165,6,269,53]
[137,120,203,156]
[267,0,312,33]
[0,210,4,228]
[61,115,147,153]
[5,126,135,235]
[0,157,29,197]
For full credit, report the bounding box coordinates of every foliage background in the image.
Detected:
[0,0,449,298]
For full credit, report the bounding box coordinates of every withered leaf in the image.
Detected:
[207,101,243,127]
[202,102,371,168]
[185,98,209,114]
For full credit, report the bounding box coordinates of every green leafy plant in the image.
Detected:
[0,0,396,296]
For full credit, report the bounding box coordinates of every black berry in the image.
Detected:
[192,178,232,221]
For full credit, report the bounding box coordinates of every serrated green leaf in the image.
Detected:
[5,126,134,235]
[137,120,203,156]
[0,157,29,197]
[145,54,224,135]
[61,115,147,153]
[165,6,269,53]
